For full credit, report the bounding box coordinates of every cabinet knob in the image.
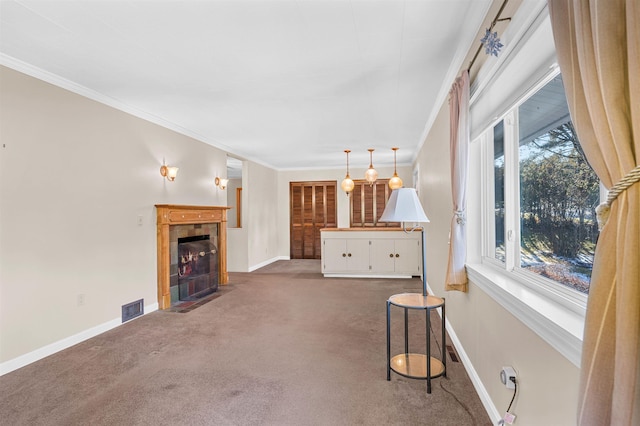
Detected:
[342,253,347,257]
[348,253,352,257]
[389,254,394,258]
[395,254,400,258]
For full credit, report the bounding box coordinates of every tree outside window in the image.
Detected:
[489,74,600,294]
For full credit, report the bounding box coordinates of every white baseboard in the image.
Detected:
[425,282,499,423]
[248,256,289,272]
[0,303,158,376]
[443,315,501,424]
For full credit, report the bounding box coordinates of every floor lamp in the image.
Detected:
[379,188,430,296]
[382,188,446,394]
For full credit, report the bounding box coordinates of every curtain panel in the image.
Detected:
[445,70,470,292]
[548,0,639,424]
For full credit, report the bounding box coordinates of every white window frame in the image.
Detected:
[471,69,592,367]
[466,3,592,367]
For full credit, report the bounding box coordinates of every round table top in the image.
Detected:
[388,293,444,309]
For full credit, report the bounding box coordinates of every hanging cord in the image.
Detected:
[497,377,517,426]
[506,378,517,413]
[595,164,640,230]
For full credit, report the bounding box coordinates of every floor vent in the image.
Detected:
[446,345,460,362]
[122,299,144,323]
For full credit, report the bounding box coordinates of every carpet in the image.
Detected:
[0,259,491,425]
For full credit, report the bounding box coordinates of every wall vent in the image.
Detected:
[446,344,460,363]
[122,299,144,323]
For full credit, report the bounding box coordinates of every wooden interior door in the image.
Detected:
[290,181,337,259]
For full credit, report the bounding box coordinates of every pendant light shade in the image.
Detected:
[388,147,403,190]
[365,148,378,185]
[341,149,355,194]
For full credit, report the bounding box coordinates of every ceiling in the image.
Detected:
[0,0,493,171]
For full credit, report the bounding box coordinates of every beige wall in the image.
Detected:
[415,101,580,425]
[0,66,229,367]
[244,161,279,270]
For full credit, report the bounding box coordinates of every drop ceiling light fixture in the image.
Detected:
[365,148,378,186]
[388,147,403,190]
[160,163,179,181]
[215,177,228,190]
[341,149,355,194]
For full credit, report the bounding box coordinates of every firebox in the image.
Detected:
[174,235,218,301]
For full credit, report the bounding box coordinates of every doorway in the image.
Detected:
[290,181,337,259]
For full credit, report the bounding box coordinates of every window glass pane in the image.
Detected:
[518,75,599,293]
[493,120,506,262]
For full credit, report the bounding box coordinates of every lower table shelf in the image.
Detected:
[389,353,445,379]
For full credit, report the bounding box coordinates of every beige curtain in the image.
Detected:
[445,70,470,292]
[548,1,640,424]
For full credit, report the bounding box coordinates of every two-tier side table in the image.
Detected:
[386,293,446,393]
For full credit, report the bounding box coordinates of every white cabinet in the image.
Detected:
[370,238,421,276]
[321,229,422,278]
[322,238,370,273]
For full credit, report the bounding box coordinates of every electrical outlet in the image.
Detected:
[137,215,143,226]
[500,366,517,389]
[77,294,86,306]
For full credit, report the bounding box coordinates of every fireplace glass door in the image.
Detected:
[176,235,218,301]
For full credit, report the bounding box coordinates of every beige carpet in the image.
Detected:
[0,260,491,425]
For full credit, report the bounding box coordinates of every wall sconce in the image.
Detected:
[365,148,378,186]
[215,177,228,190]
[160,163,179,181]
[388,147,403,190]
[341,149,355,195]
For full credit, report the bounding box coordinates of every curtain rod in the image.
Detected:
[467,0,511,73]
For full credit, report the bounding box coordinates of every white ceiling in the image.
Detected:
[0,0,492,171]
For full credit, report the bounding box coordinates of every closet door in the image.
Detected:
[290,181,337,259]
[350,179,399,228]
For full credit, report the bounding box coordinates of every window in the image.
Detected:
[484,74,600,294]
[493,120,506,263]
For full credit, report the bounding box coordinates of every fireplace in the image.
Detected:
[156,205,229,309]
[174,235,218,301]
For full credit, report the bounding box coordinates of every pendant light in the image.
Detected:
[341,149,355,194]
[365,148,378,186]
[388,147,403,190]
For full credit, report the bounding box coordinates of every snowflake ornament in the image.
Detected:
[480,28,503,57]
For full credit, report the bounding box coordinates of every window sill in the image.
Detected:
[467,262,584,367]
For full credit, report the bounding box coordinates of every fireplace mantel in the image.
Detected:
[156,204,230,309]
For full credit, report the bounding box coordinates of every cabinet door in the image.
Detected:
[322,238,370,273]
[322,238,348,272]
[345,239,370,272]
[370,239,396,273]
[393,238,421,275]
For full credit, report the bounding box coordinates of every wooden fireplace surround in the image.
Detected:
[156,204,230,309]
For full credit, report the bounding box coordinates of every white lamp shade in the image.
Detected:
[379,188,429,223]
